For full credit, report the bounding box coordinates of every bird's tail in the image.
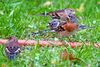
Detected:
[29,29,50,37]
[78,25,95,30]
[7,54,17,60]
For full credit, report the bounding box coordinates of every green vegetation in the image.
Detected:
[0,0,100,67]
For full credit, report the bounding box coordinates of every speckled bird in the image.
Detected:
[5,37,21,60]
[41,8,78,23]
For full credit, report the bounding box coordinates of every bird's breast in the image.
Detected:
[62,22,78,32]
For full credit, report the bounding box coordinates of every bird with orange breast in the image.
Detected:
[5,37,21,60]
[48,19,90,41]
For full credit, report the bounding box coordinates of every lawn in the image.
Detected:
[0,0,100,67]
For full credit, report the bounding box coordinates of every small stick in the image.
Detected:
[0,39,99,48]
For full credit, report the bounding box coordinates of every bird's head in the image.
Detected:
[8,36,18,42]
[49,19,60,29]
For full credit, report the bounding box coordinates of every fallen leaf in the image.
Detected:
[1,64,6,67]
[60,49,79,60]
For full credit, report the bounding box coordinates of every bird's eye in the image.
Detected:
[69,15,73,19]
[70,9,73,11]
[52,23,54,25]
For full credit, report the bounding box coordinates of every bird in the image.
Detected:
[5,36,21,60]
[41,8,78,23]
[48,19,92,41]
[48,19,78,35]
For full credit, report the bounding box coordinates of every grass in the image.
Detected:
[0,0,100,67]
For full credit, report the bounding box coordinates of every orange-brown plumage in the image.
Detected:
[49,19,79,37]
[56,21,78,37]
[62,22,78,32]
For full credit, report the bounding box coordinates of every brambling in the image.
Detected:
[5,37,21,60]
[41,8,78,23]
